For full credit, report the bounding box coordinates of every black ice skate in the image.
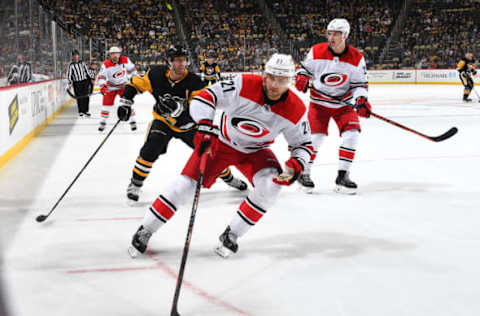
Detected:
[463,97,472,102]
[84,112,92,117]
[98,121,106,132]
[130,121,137,131]
[334,170,357,195]
[214,226,238,258]
[297,174,315,193]
[126,181,141,204]
[222,174,248,191]
[128,225,152,258]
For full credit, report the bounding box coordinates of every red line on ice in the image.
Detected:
[65,252,253,316]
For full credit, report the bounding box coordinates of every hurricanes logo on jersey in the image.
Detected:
[231,117,270,138]
[113,70,126,79]
[320,73,348,87]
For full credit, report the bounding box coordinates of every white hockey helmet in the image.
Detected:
[264,53,296,78]
[327,18,350,41]
[109,46,122,54]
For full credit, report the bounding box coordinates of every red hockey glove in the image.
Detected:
[194,119,218,157]
[273,157,303,186]
[355,96,371,118]
[100,84,108,95]
[295,74,310,93]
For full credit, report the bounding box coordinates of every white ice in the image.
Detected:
[1,84,480,316]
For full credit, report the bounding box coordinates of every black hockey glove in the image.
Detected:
[117,98,133,121]
[154,96,180,115]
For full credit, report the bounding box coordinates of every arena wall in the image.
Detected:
[0,79,72,168]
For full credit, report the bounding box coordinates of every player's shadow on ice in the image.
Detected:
[186,231,414,261]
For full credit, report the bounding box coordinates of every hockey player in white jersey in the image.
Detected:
[127,53,313,258]
[295,18,371,194]
[97,46,137,132]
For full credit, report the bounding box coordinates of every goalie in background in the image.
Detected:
[457,52,476,102]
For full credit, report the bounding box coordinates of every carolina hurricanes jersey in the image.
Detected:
[97,56,136,91]
[190,74,313,168]
[299,43,368,109]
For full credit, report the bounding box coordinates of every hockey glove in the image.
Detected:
[194,119,219,157]
[117,98,133,121]
[100,84,108,95]
[355,96,372,118]
[273,157,303,186]
[154,96,180,115]
[295,74,310,93]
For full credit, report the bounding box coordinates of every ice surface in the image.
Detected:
[1,84,479,316]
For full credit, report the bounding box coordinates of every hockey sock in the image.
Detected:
[339,130,359,171]
[230,197,267,238]
[144,195,177,232]
[132,157,153,183]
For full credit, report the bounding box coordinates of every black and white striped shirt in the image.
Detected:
[67,61,94,84]
[18,63,32,83]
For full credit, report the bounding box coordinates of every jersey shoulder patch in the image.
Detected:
[103,59,114,68]
[270,90,306,125]
[312,43,332,60]
[239,74,264,105]
[119,56,129,64]
[339,45,363,67]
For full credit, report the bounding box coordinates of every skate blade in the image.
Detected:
[334,185,357,195]
[128,246,141,258]
[214,244,234,258]
[298,184,314,194]
[126,198,139,207]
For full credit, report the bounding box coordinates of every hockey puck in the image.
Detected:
[36,215,47,222]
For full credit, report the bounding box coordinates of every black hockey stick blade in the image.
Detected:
[430,127,458,142]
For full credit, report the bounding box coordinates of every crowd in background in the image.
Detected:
[178,0,282,72]
[395,0,479,69]
[1,0,479,86]
[39,0,178,71]
[268,0,400,69]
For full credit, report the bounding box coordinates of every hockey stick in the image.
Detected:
[35,120,121,223]
[339,99,458,142]
[471,86,480,103]
[66,87,102,99]
[170,152,208,316]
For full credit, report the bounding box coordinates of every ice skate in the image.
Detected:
[222,176,247,191]
[98,121,106,132]
[126,181,141,204]
[297,174,315,193]
[128,225,152,258]
[130,121,137,131]
[463,97,472,103]
[334,170,357,195]
[214,226,238,258]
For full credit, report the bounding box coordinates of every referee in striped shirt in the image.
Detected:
[67,50,95,117]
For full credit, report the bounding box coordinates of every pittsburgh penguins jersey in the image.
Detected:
[299,43,368,109]
[200,62,221,81]
[190,74,313,168]
[457,58,476,75]
[123,65,206,132]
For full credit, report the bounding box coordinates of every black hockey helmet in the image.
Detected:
[167,44,188,60]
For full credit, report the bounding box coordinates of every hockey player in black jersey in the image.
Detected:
[117,44,247,202]
[200,50,221,85]
[457,53,477,102]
